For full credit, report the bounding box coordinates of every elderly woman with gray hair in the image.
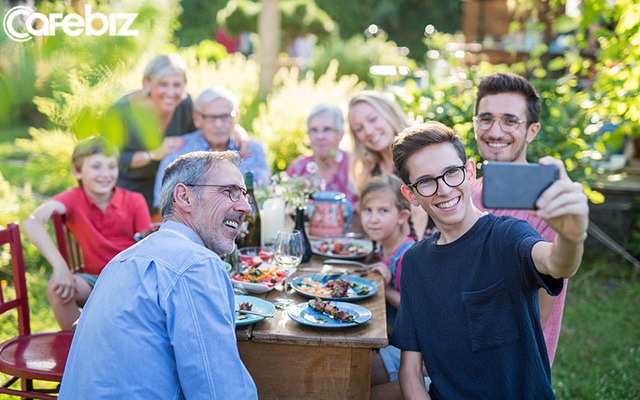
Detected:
[286,104,357,204]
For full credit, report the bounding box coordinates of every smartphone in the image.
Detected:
[482,162,559,209]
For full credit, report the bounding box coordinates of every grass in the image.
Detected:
[552,249,640,399]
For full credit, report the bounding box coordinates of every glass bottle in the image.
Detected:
[236,171,261,248]
[295,206,312,263]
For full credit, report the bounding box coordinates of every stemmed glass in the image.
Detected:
[273,230,303,308]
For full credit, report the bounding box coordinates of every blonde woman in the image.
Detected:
[348,91,428,238]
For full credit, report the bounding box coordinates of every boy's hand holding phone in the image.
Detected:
[532,157,589,243]
[482,157,588,243]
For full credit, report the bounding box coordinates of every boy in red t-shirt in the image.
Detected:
[23,136,151,331]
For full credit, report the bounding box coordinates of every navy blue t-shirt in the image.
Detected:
[391,214,563,400]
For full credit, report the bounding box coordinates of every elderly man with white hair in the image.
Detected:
[153,86,270,209]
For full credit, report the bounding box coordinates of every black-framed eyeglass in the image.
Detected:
[185,183,253,204]
[408,165,467,197]
[197,112,235,123]
[473,115,526,133]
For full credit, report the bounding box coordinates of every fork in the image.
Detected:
[323,259,372,269]
[235,308,274,318]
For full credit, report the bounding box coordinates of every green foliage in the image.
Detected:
[308,33,416,87]
[305,0,461,60]
[0,0,181,130]
[252,60,364,172]
[176,0,229,46]
[0,171,37,225]
[509,0,640,266]
[14,129,76,196]
[217,0,335,42]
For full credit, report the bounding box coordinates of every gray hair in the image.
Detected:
[307,104,344,132]
[194,86,240,114]
[143,54,187,85]
[159,150,241,220]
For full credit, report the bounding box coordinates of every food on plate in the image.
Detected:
[232,265,285,287]
[315,239,369,257]
[297,277,370,298]
[308,298,355,323]
[238,302,252,311]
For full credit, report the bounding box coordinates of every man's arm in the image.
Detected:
[398,350,431,400]
[22,200,77,302]
[531,157,589,279]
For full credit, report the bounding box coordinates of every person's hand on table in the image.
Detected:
[372,262,393,287]
[51,266,76,303]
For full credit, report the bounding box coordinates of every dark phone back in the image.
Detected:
[482,162,559,209]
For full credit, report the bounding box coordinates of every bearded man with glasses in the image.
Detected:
[153,86,270,211]
[389,121,588,400]
[60,150,258,399]
[470,72,568,367]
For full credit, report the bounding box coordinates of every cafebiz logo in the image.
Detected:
[3,5,138,42]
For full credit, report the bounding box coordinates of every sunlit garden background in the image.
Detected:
[0,0,639,398]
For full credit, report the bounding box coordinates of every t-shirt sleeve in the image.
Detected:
[510,219,563,297]
[390,250,421,352]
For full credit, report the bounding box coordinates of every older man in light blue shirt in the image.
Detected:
[60,151,258,399]
[153,86,270,209]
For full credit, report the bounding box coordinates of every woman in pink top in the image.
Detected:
[286,104,357,204]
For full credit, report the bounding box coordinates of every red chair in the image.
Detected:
[0,223,73,399]
[51,212,84,273]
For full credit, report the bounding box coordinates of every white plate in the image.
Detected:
[310,238,373,260]
[230,263,287,294]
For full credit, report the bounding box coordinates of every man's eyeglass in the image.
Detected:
[185,184,253,204]
[408,166,466,197]
[473,115,526,133]
[198,112,235,123]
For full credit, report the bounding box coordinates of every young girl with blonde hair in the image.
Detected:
[361,174,429,396]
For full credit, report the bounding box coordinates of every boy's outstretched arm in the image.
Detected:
[398,350,431,400]
[22,200,77,302]
[531,157,589,279]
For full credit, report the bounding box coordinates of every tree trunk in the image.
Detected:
[258,0,280,100]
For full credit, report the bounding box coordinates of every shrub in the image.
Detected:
[308,33,415,87]
[252,60,364,173]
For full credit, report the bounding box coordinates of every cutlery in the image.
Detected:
[323,259,371,269]
[236,309,274,318]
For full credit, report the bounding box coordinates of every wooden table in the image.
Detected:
[236,258,388,400]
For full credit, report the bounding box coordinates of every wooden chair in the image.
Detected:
[0,223,74,399]
[51,212,84,273]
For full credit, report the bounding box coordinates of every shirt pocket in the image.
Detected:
[461,279,520,352]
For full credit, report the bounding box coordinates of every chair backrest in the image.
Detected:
[0,223,31,336]
[52,212,84,273]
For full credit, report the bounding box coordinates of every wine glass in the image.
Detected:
[273,230,303,308]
